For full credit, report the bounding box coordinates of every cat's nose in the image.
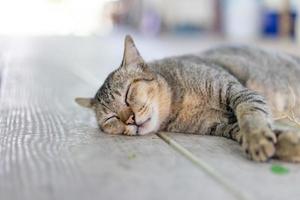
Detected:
[126,115,135,125]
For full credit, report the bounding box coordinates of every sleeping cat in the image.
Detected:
[76,35,300,162]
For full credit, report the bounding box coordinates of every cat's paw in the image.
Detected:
[241,127,276,161]
[275,129,300,162]
[123,125,138,136]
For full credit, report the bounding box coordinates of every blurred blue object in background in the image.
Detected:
[263,9,297,38]
[263,10,280,37]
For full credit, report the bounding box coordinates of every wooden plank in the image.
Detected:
[165,133,300,200]
[0,37,235,200]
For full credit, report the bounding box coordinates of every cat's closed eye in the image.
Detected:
[103,115,119,123]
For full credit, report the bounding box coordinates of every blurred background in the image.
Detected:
[0,0,299,42]
[0,0,299,86]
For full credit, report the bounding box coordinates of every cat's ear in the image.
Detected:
[75,97,96,109]
[121,35,144,67]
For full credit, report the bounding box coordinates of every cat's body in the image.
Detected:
[76,36,300,162]
[201,46,300,117]
[148,55,246,136]
[148,46,300,134]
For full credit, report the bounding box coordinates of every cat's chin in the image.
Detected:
[135,119,152,135]
[137,115,160,135]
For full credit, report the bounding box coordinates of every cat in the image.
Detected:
[75,35,300,162]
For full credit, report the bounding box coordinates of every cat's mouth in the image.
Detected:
[136,117,151,135]
[136,117,151,127]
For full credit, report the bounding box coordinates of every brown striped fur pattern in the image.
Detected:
[76,35,300,162]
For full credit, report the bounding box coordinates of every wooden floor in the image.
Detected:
[0,35,300,200]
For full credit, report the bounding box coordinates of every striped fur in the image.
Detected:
[76,36,300,162]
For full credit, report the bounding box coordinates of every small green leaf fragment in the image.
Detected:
[271,165,289,175]
[128,153,136,160]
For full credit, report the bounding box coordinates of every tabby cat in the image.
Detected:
[76,35,300,162]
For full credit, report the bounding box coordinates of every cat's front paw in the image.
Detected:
[123,125,138,136]
[241,127,276,161]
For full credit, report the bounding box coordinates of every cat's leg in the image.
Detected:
[273,128,300,162]
[227,85,277,161]
[211,102,300,162]
[213,122,241,142]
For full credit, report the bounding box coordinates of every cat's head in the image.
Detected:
[75,35,171,135]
